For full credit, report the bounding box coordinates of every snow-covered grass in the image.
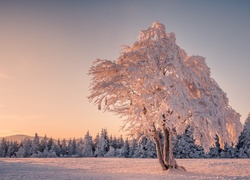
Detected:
[0,158,249,180]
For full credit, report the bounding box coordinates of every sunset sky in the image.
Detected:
[1,0,250,139]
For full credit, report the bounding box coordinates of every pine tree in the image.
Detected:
[104,147,116,157]
[47,144,58,158]
[22,138,32,157]
[61,139,67,157]
[82,131,94,157]
[47,137,54,151]
[53,139,62,157]
[16,143,25,158]
[7,141,19,158]
[31,133,40,155]
[113,136,129,158]
[94,129,109,157]
[112,136,118,149]
[117,135,124,149]
[40,135,48,153]
[93,133,100,153]
[209,135,222,158]
[122,138,130,158]
[236,113,250,158]
[173,126,205,158]
[133,136,148,158]
[145,138,156,158]
[220,142,236,158]
[76,138,84,157]
[68,138,77,157]
[0,138,8,157]
[129,138,138,158]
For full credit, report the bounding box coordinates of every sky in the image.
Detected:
[0,0,250,139]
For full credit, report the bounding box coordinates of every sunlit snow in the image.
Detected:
[0,158,249,179]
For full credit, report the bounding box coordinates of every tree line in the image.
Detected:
[0,117,249,158]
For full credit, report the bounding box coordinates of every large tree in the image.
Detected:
[88,22,242,170]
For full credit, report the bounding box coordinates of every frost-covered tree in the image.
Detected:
[237,113,250,158]
[173,126,205,158]
[134,136,153,158]
[47,137,54,151]
[129,138,137,158]
[110,136,118,149]
[104,146,116,157]
[208,135,222,158]
[53,139,62,157]
[76,138,84,157]
[117,135,124,149]
[68,138,77,157]
[122,138,130,158]
[60,139,67,157]
[40,135,48,153]
[82,131,94,157]
[93,133,100,153]
[0,138,8,157]
[220,142,236,158]
[31,133,40,155]
[47,144,58,158]
[94,129,109,157]
[7,141,19,158]
[17,138,32,158]
[88,22,242,170]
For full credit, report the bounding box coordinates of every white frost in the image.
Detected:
[0,158,249,179]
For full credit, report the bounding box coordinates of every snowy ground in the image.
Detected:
[0,158,249,180]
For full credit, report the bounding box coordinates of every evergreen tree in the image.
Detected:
[93,133,100,153]
[47,137,54,151]
[133,136,148,158]
[82,131,94,157]
[173,126,205,158]
[0,138,8,157]
[94,129,109,157]
[236,113,250,158]
[53,139,62,157]
[122,138,130,158]
[104,146,116,157]
[145,138,156,158]
[220,143,236,158]
[16,143,25,158]
[7,141,19,157]
[61,139,67,157]
[31,133,40,154]
[209,135,222,158]
[129,138,138,158]
[21,138,32,157]
[47,144,58,158]
[40,135,48,153]
[76,138,84,157]
[117,135,124,149]
[112,136,118,149]
[68,138,77,156]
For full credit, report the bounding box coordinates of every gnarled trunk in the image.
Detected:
[153,131,167,170]
[153,128,185,171]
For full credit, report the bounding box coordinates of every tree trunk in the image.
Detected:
[163,127,177,168]
[153,128,186,171]
[153,131,167,170]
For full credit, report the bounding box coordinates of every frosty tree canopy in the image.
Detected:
[88,22,242,170]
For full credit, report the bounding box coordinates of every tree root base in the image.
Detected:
[162,165,186,171]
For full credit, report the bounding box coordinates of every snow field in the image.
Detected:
[0,158,249,180]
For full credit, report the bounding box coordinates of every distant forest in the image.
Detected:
[1,124,249,158]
